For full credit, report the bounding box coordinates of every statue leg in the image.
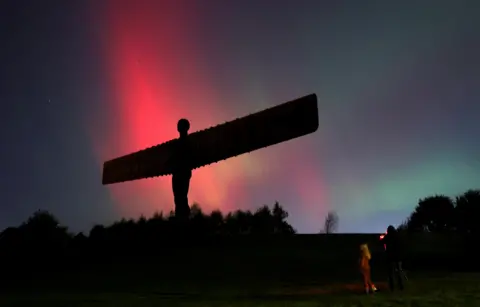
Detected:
[172,173,191,222]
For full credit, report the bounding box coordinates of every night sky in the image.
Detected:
[1,0,479,233]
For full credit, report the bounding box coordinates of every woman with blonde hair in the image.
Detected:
[359,243,377,294]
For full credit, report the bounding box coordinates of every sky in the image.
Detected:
[1,0,479,233]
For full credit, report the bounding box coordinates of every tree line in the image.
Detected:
[0,202,295,255]
[0,188,478,256]
[400,189,480,234]
[321,189,480,235]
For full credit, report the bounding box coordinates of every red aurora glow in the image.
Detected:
[90,1,328,224]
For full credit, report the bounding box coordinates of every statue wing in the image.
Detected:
[102,93,319,185]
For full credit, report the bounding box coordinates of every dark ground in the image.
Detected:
[1,234,478,306]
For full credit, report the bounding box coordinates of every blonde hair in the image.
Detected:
[360,243,371,260]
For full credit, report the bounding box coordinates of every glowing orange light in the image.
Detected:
[379,232,387,250]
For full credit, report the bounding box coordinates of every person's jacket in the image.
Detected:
[380,231,402,261]
[359,244,371,270]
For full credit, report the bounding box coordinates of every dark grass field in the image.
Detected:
[1,234,478,306]
[2,273,480,307]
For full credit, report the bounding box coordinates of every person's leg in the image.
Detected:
[398,261,408,281]
[361,269,370,294]
[367,268,377,292]
[183,175,191,217]
[387,261,395,291]
[172,174,191,221]
[394,261,404,290]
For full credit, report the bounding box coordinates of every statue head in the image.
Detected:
[177,118,190,137]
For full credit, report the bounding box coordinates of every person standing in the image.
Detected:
[380,225,405,291]
[359,243,378,294]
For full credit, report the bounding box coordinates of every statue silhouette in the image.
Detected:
[172,118,192,223]
[101,94,320,230]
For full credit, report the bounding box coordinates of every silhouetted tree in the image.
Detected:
[20,210,71,247]
[145,211,167,239]
[0,210,72,271]
[272,201,295,234]
[21,210,63,230]
[208,210,224,234]
[321,211,339,234]
[167,210,176,223]
[70,232,88,253]
[89,224,107,241]
[73,231,87,242]
[0,201,299,271]
[251,205,274,234]
[190,203,208,234]
[455,189,480,234]
[224,210,253,234]
[406,195,455,232]
[0,227,22,256]
[397,219,409,233]
[108,218,136,242]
